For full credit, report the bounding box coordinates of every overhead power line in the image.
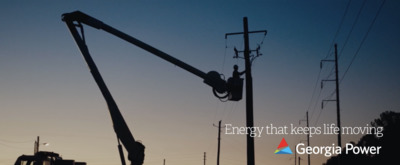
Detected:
[324,0,352,60]
[307,0,353,123]
[340,0,386,83]
[338,0,367,59]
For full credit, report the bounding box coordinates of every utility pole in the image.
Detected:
[294,146,297,165]
[225,17,267,165]
[321,44,341,165]
[34,136,39,154]
[321,44,342,147]
[217,121,221,165]
[334,44,342,148]
[243,18,255,165]
[204,152,206,165]
[306,112,310,165]
[300,112,311,165]
[163,159,165,165]
[213,120,225,165]
[334,44,342,165]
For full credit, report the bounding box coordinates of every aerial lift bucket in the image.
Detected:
[228,77,243,101]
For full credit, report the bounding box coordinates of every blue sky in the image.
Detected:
[1,1,399,165]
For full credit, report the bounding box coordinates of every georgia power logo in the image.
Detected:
[274,138,293,154]
[274,137,382,157]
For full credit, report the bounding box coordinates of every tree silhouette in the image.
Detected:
[324,111,400,165]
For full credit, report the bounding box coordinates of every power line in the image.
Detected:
[0,138,31,144]
[316,43,341,130]
[324,0,366,88]
[338,0,367,59]
[340,0,386,83]
[309,61,334,123]
[0,141,30,149]
[306,68,321,121]
[324,0,353,60]
[222,37,230,74]
[309,53,336,123]
[309,83,323,123]
[313,0,379,126]
[308,0,352,123]
[314,89,336,126]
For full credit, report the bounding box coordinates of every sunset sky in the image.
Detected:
[1,1,399,165]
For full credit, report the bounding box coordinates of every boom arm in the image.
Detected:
[62,11,228,165]
[62,11,227,93]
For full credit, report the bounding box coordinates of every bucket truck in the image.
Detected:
[60,11,243,165]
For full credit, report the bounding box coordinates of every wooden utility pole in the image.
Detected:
[321,44,342,165]
[243,17,255,165]
[299,112,310,165]
[294,146,297,165]
[225,17,267,165]
[204,152,206,165]
[321,43,342,147]
[334,44,342,148]
[306,112,310,165]
[334,44,342,165]
[34,136,39,154]
[213,120,223,165]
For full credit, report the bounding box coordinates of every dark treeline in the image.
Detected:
[324,111,400,165]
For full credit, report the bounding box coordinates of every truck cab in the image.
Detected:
[14,151,86,165]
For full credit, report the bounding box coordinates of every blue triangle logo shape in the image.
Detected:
[279,146,293,154]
